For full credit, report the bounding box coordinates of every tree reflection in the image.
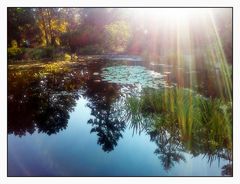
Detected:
[35,93,77,135]
[8,61,232,176]
[8,69,83,136]
[125,89,232,175]
[221,163,232,176]
[148,123,186,171]
[82,71,126,152]
[88,113,125,152]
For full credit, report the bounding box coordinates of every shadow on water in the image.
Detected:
[8,58,232,176]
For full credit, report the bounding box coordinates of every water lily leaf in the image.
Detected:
[101,65,168,89]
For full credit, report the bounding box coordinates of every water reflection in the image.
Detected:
[148,63,232,100]
[84,78,126,152]
[149,125,232,174]
[150,129,186,171]
[8,59,232,176]
[8,69,82,136]
[125,87,232,175]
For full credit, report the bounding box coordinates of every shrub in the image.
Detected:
[64,53,71,61]
[30,48,43,60]
[23,47,55,60]
[42,46,54,59]
[78,44,104,55]
[8,47,24,60]
[7,40,24,60]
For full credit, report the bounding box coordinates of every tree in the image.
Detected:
[104,20,132,53]
[36,8,68,46]
[7,8,40,47]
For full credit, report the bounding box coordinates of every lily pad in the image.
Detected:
[101,65,169,89]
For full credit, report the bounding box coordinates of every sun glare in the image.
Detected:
[7,7,233,177]
[130,8,209,24]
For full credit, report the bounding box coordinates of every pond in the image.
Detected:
[7,57,232,176]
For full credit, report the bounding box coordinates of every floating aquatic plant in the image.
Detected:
[101,65,168,89]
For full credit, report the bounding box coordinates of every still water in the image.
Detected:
[8,57,232,176]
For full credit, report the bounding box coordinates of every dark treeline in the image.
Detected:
[8,8,232,64]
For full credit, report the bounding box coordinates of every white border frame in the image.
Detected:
[1,1,239,184]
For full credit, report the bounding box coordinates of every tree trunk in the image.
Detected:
[47,8,55,46]
[39,8,49,46]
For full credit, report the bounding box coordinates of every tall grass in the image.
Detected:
[126,87,232,151]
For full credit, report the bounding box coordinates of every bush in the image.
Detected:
[7,40,24,60]
[47,52,72,61]
[64,53,71,61]
[44,47,54,59]
[78,44,104,55]
[23,47,54,60]
[8,47,24,60]
[30,48,43,60]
